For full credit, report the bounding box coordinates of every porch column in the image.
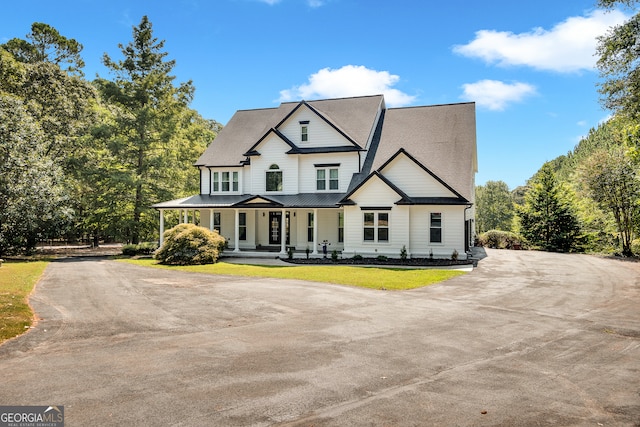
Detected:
[312,208,318,255]
[209,209,214,231]
[234,209,240,252]
[280,208,287,255]
[183,209,188,223]
[159,209,165,246]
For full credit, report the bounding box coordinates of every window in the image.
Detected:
[430,212,442,243]
[212,172,219,192]
[307,212,314,242]
[239,212,247,241]
[301,125,308,142]
[211,170,239,193]
[266,164,283,192]
[316,168,339,191]
[363,211,390,242]
[222,172,230,191]
[338,212,344,243]
[316,169,326,190]
[213,212,221,234]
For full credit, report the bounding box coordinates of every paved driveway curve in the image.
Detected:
[0,250,639,426]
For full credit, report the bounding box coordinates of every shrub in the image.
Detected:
[451,249,459,260]
[352,254,363,261]
[478,230,525,249]
[376,255,388,262]
[400,245,407,261]
[632,238,640,257]
[331,249,338,262]
[154,224,226,265]
[122,242,158,256]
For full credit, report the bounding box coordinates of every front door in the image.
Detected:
[269,212,281,245]
[268,212,289,245]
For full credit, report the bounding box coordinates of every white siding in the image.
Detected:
[250,136,299,194]
[200,167,210,195]
[408,205,466,258]
[381,154,457,198]
[298,153,360,193]
[278,107,353,149]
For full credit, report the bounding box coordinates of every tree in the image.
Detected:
[95,16,214,243]
[476,181,514,233]
[596,1,640,118]
[518,164,582,252]
[0,94,68,255]
[2,22,85,75]
[578,146,639,256]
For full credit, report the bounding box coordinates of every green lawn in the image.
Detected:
[120,258,468,290]
[0,260,49,343]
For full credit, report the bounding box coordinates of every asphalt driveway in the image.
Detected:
[0,249,639,426]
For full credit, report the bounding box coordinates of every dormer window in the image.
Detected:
[299,120,309,142]
[266,164,283,192]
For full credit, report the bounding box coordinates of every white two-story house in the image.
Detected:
[153,94,477,259]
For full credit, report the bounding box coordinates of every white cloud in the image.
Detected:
[461,80,537,111]
[279,65,416,107]
[453,9,628,73]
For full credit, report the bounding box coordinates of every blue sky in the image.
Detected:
[1,0,633,189]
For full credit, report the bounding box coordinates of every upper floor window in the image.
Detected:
[300,120,309,142]
[316,167,339,191]
[212,170,239,193]
[266,164,283,192]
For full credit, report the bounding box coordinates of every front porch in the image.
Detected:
[157,205,344,257]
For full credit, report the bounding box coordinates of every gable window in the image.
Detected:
[430,212,442,243]
[316,167,339,191]
[300,120,309,142]
[266,164,283,192]
[363,211,389,243]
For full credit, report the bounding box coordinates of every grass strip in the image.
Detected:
[0,260,49,343]
[120,258,467,290]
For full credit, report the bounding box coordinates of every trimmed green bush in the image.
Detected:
[122,242,158,256]
[478,230,526,249]
[155,224,226,265]
[632,238,640,257]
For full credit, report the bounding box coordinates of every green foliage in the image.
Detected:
[400,245,407,261]
[517,164,582,252]
[122,242,158,256]
[451,249,459,260]
[578,146,639,256]
[155,224,225,265]
[478,230,526,249]
[352,254,363,261]
[331,249,338,262]
[376,255,388,262]
[632,238,640,256]
[475,180,515,233]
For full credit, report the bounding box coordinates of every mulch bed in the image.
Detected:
[283,257,474,267]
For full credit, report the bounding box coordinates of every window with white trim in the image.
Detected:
[239,212,247,241]
[430,212,442,243]
[266,164,283,192]
[316,168,339,191]
[307,212,314,242]
[300,120,309,142]
[213,212,221,234]
[338,212,344,243]
[211,170,239,193]
[363,211,389,242]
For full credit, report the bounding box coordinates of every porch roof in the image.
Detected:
[152,193,347,210]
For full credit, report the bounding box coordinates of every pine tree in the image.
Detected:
[518,164,582,252]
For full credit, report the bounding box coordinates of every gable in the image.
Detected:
[276,103,359,149]
[340,172,409,207]
[378,150,460,198]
